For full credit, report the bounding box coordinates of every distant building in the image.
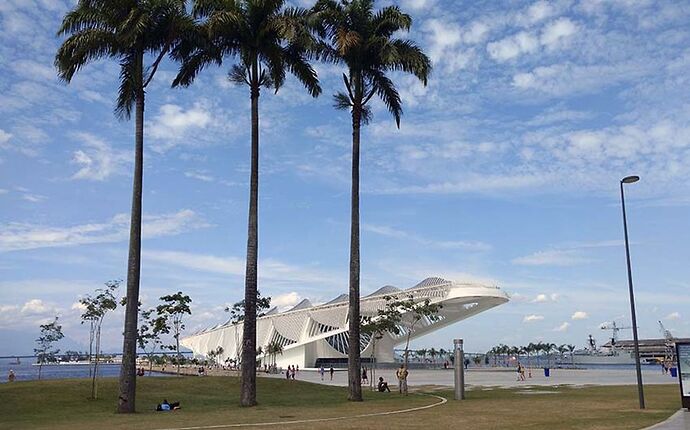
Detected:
[181,277,509,368]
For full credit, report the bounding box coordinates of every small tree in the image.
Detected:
[137,308,168,374]
[35,317,64,380]
[157,292,192,375]
[361,302,402,390]
[224,291,271,368]
[386,295,442,367]
[80,280,119,399]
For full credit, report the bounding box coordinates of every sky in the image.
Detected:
[1,0,689,356]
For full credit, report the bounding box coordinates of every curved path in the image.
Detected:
[153,393,447,430]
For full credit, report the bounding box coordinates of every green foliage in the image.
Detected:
[35,317,65,364]
[224,290,272,324]
[310,0,431,127]
[80,280,119,323]
[172,0,322,98]
[383,294,442,366]
[157,292,192,374]
[55,0,195,119]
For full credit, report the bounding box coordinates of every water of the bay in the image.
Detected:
[0,359,168,383]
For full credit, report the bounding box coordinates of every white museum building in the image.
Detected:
[181,277,509,368]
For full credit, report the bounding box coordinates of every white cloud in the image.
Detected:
[540,18,578,48]
[0,209,207,252]
[142,250,342,286]
[21,299,50,314]
[21,193,46,203]
[363,223,491,251]
[71,302,87,311]
[531,293,559,303]
[148,103,212,148]
[525,1,555,24]
[571,311,589,320]
[666,312,681,321]
[487,31,539,62]
[513,249,590,266]
[0,129,11,147]
[71,132,130,181]
[184,171,214,182]
[523,314,544,322]
[272,292,301,309]
[554,322,570,332]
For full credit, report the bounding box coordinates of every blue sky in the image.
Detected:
[1,0,689,356]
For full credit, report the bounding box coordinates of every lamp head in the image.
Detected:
[621,175,640,184]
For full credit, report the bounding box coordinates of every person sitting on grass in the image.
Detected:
[377,377,391,392]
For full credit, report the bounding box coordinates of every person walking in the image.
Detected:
[8,369,16,382]
[285,366,291,380]
[329,366,334,381]
[290,365,296,380]
[361,366,368,385]
[396,365,409,395]
[319,365,325,381]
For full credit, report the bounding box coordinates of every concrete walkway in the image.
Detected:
[265,367,679,389]
[643,410,690,430]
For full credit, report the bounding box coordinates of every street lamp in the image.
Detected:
[620,175,645,409]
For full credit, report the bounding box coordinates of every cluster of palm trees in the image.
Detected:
[412,348,451,365]
[487,342,577,367]
[55,0,430,411]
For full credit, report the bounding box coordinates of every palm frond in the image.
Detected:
[368,69,402,127]
[333,91,352,111]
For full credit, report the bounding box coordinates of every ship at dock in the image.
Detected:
[568,321,688,366]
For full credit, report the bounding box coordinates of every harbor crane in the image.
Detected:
[658,320,675,363]
[599,321,632,346]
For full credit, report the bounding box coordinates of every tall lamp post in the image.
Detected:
[620,175,645,410]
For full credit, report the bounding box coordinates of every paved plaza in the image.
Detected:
[267,367,680,389]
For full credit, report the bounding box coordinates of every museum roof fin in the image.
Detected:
[365,285,401,297]
[325,294,348,305]
[288,299,313,312]
[409,277,451,290]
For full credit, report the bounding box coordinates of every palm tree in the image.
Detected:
[55,0,192,413]
[311,0,431,402]
[417,348,428,363]
[429,347,438,367]
[567,344,576,366]
[173,0,320,407]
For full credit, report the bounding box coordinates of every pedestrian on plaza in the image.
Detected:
[319,365,325,380]
[396,365,409,395]
[8,369,16,382]
[329,366,334,380]
[291,365,296,380]
[286,366,291,380]
[361,366,368,385]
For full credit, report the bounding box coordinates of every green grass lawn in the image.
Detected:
[0,376,682,430]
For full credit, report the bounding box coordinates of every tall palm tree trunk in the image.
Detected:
[118,50,144,414]
[347,107,362,402]
[240,58,260,408]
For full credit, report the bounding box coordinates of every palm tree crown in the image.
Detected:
[56,0,193,118]
[311,0,431,125]
[173,0,321,97]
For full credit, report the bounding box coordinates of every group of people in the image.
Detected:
[285,365,299,380]
[136,367,146,376]
[318,365,336,381]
